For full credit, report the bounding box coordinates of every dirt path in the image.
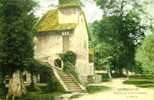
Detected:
[73,78,154,100]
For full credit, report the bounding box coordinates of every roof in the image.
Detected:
[58,0,81,9]
[36,10,76,32]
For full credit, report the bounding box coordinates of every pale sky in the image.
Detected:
[35,0,103,23]
[35,0,154,23]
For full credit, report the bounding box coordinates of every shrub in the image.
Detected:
[60,51,77,65]
[27,60,64,92]
[40,65,64,92]
[101,73,110,81]
[59,51,79,82]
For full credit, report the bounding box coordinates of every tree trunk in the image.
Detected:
[30,73,36,88]
[28,73,38,91]
[107,68,112,80]
[6,70,26,100]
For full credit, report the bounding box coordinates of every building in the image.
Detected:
[34,0,94,84]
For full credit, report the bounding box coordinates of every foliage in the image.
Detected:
[101,73,110,82]
[60,51,77,65]
[0,0,37,97]
[0,0,37,74]
[129,74,154,80]
[31,62,64,92]
[96,0,151,18]
[86,85,110,94]
[135,31,154,74]
[91,0,150,74]
[59,51,79,82]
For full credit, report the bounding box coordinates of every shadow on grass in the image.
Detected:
[123,79,154,88]
[86,85,111,94]
[16,83,66,100]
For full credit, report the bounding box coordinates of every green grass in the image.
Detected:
[69,94,83,99]
[123,78,154,88]
[17,91,63,100]
[16,83,65,100]
[86,85,111,94]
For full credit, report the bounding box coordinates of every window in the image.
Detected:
[63,35,69,52]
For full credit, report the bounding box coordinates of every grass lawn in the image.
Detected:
[123,78,154,88]
[17,91,64,100]
[86,85,111,94]
[16,83,65,100]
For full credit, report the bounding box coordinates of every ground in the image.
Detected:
[74,78,154,100]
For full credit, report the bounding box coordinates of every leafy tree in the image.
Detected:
[92,0,151,75]
[0,0,37,97]
[136,30,154,74]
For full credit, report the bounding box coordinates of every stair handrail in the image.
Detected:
[51,66,69,91]
[66,62,86,91]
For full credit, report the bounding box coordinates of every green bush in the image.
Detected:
[60,51,77,65]
[27,85,41,92]
[101,73,110,81]
[59,51,79,82]
[28,61,64,92]
[45,78,64,93]
[41,67,64,93]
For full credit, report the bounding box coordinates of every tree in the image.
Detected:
[0,0,37,98]
[135,29,154,74]
[92,0,150,75]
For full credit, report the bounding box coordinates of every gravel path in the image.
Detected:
[73,78,154,100]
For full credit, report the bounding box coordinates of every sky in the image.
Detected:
[35,0,102,23]
[35,0,154,23]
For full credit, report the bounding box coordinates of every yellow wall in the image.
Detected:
[58,8,80,24]
[34,33,63,60]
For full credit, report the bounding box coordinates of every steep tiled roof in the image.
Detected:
[36,10,76,32]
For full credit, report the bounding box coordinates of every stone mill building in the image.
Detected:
[34,0,94,84]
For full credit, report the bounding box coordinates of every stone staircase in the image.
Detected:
[58,71,83,92]
[51,67,85,92]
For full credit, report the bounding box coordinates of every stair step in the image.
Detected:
[68,87,81,89]
[63,79,75,82]
[62,77,74,79]
[65,85,81,88]
[54,69,83,92]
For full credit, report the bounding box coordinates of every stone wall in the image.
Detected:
[34,33,63,60]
